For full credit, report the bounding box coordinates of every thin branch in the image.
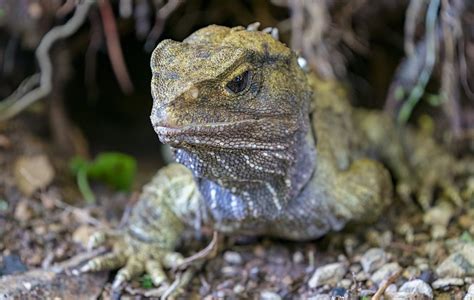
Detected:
[404,0,426,57]
[0,1,93,121]
[371,269,403,300]
[99,0,134,94]
[144,0,184,52]
[397,0,440,123]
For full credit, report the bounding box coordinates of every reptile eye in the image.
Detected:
[226,70,250,94]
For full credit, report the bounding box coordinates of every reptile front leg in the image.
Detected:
[81,163,204,289]
[354,110,473,209]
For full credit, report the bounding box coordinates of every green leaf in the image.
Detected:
[87,152,137,191]
[69,152,137,204]
[140,274,153,289]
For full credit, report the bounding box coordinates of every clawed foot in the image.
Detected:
[397,158,473,210]
[79,230,186,291]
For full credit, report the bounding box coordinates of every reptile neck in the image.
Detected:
[173,117,317,225]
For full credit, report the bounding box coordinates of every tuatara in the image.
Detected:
[80,24,467,290]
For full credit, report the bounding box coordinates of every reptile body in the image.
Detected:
[81,25,466,289]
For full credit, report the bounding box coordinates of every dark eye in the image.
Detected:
[226,70,250,94]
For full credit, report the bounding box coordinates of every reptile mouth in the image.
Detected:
[153,118,289,150]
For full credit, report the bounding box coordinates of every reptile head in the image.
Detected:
[150,25,315,211]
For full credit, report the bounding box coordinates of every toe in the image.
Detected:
[440,179,462,206]
[145,260,168,286]
[87,231,106,250]
[80,250,127,272]
[113,256,145,289]
[162,251,184,268]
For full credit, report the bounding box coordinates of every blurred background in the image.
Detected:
[1,0,473,174]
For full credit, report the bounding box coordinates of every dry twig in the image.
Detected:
[0,1,93,121]
[99,0,134,94]
[371,269,403,300]
[144,0,184,52]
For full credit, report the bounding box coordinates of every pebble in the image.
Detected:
[436,244,474,277]
[431,278,464,289]
[329,287,346,297]
[14,200,34,222]
[72,225,95,248]
[384,284,397,298]
[370,262,402,285]
[308,294,331,300]
[464,284,474,300]
[233,284,245,294]
[339,278,352,289]
[308,262,348,288]
[223,251,243,265]
[293,251,304,264]
[260,291,281,300]
[398,279,433,298]
[14,155,55,196]
[423,201,454,227]
[361,248,387,273]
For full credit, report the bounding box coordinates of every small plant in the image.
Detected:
[70,152,137,204]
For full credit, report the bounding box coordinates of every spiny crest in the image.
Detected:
[183,24,293,59]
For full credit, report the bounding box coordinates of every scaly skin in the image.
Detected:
[81,24,470,290]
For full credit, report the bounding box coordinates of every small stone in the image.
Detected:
[436,244,474,277]
[308,295,330,300]
[293,251,304,264]
[22,282,32,291]
[432,278,464,289]
[223,251,243,265]
[72,225,95,248]
[260,291,281,300]
[360,289,376,297]
[221,266,239,277]
[14,200,34,222]
[308,262,348,288]
[355,271,369,282]
[233,284,245,294]
[399,279,433,298]
[339,279,352,289]
[384,284,397,298]
[371,262,402,285]
[431,225,447,239]
[464,284,474,300]
[423,201,454,227]
[330,287,346,297]
[361,248,387,273]
[350,264,361,273]
[14,155,55,196]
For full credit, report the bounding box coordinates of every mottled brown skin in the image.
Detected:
[81,25,467,290]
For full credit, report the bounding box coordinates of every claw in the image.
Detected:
[87,231,106,250]
[113,256,145,290]
[145,260,168,286]
[162,252,184,268]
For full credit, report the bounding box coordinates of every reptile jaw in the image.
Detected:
[153,118,292,151]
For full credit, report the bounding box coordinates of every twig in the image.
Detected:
[144,0,184,52]
[99,0,134,94]
[371,269,403,300]
[404,0,426,56]
[0,1,93,121]
[174,231,219,271]
[397,0,440,123]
